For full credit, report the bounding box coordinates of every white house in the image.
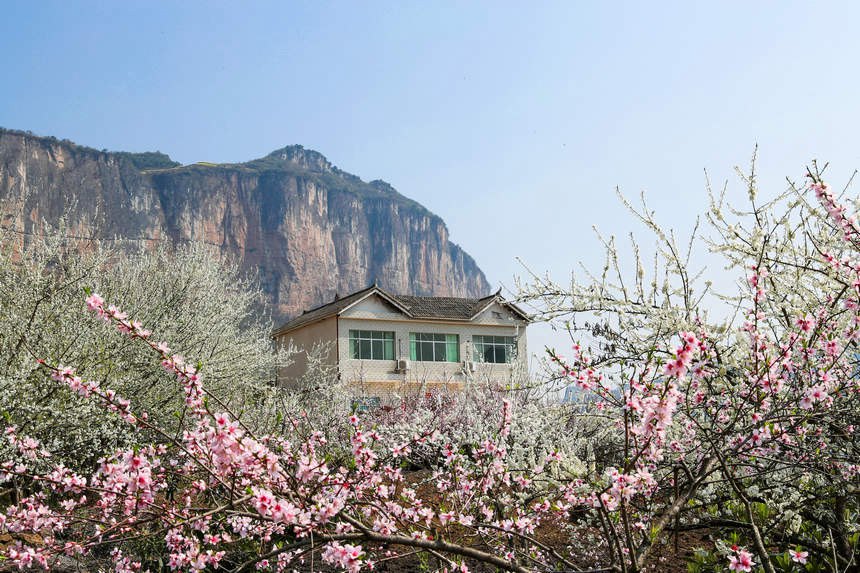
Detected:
[273,285,531,400]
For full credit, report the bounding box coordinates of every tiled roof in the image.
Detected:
[273,286,529,337]
[272,285,381,336]
[390,294,494,320]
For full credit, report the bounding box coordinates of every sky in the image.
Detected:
[3,1,860,362]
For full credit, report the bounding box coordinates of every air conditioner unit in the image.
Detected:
[463,361,477,373]
[396,359,410,372]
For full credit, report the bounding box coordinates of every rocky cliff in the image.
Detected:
[0,128,491,320]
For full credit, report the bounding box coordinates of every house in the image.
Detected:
[273,284,531,399]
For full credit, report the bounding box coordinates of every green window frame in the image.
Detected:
[349,330,395,360]
[351,397,381,412]
[409,333,460,362]
[473,335,516,364]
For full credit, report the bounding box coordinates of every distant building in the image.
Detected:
[273,285,531,400]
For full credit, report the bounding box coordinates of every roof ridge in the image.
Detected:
[298,284,376,315]
[393,293,483,301]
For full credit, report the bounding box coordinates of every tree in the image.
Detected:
[0,229,289,470]
[517,160,859,571]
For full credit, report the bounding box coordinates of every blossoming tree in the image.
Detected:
[519,161,859,572]
[0,162,857,572]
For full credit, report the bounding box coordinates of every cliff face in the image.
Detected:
[0,128,491,320]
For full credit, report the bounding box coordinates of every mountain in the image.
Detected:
[0,128,491,320]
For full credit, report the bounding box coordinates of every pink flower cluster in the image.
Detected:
[663,331,701,379]
[812,181,860,242]
[727,547,754,572]
[559,344,604,391]
[322,542,365,573]
[747,265,768,303]
[48,363,136,424]
[603,467,656,506]
[4,427,49,461]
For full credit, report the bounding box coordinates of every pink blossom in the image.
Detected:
[796,314,816,333]
[728,549,754,572]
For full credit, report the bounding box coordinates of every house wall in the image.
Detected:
[338,297,528,400]
[275,316,338,387]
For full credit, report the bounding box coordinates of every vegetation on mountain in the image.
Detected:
[114,151,181,170]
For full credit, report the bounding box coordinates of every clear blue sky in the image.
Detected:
[3,1,860,358]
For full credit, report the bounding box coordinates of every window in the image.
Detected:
[473,335,516,363]
[410,333,459,362]
[349,330,395,360]
[351,397,381,412]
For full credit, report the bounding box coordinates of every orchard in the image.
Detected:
[0,164,857,572]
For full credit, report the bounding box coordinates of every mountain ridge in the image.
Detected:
[0,127,491,321]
